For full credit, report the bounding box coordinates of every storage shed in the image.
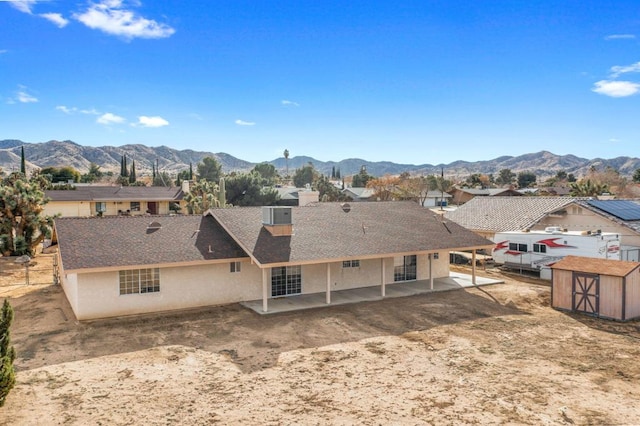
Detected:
[551,255,640,321]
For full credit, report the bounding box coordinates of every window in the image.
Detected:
[533,243,547,253]
[230,261,241,273]
[342,260,360,268]
[130,201,141,212]
[119,268,160,295]
[271,265,301,297]
[509,243,528,252]
[394,255,417,282]
[432,253,439,260]
[95,202,106,213]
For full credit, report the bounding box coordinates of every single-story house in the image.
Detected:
[54,201,494,320]
[448,187,522,205]
[551,255,640,321]
[274,187,320,206]
[421,190,453,208]
[44,185,186,217]
[342,187,375,201]
[444,197,640,260]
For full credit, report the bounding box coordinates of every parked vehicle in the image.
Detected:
[492,227,620,273]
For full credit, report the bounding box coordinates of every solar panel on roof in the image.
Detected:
[587,200,640,221]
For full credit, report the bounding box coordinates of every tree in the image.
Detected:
[569,179,610,197]
[225,172,279,207]
[39,166,81,184]
[183,179,222,214]
[196,157,222,182]
[0,173,55,256]
[284,149,290,178]
[314,175,350,202]
[252,163,278,186]
[352,165,374,188]
[634,169,640,183]
[0,299,16,407]
[517,171,537,189]
[129,160,137,184]
[153,171,172,187]
[366,175,400,201]
[496,169,515,186]
[20,146,26,175]
[80,163,103,183]
[292,163,318,188]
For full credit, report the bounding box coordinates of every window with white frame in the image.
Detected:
[342,260,360,268]
[119,268,160,295]
[95,202,106,213]
[271,265,301,296]
[230,261,241,273]
[394,255,417,282]
[130,201,141,212]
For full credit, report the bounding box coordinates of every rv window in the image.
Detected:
[533,244,547,253]
[509,243,527,252]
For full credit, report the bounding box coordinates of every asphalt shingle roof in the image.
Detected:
[444,197,579,233]
[210,201,493,266]
[55,214,248,272]
[46,186,184,202]
[551,255,640,277]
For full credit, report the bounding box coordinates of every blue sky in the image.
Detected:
[1,1,639,165]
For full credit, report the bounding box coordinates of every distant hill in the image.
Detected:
[1,139,639,179]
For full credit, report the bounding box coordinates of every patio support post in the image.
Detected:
[472,250,477,285]
[262,268,268,313]
[429,253,434,290]
[381,258,386,297]
[326,263,331,304]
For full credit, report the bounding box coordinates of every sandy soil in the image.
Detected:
[2,257,640,425]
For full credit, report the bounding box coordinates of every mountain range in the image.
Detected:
[1,139,639,180]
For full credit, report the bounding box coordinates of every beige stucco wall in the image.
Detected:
[71,260,262,320]
[60,272,80,314]
[44,201,92,218]
[298,252,449,295]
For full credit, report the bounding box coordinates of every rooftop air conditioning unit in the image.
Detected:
[262,206,292,226]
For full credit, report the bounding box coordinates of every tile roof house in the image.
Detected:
[44,185,185,217]
[342,187,375,201]
[448,187,522,205]
[54,201,494,320]
[444,197,640,260]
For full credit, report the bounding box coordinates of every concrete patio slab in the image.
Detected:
[241,272,503,315]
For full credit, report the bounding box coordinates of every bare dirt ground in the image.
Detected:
[2,256,640,425]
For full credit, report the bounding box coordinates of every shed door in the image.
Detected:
[572,272,599,316]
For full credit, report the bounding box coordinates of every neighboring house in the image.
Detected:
[44,185,185,217]
[274,187,320,206]
[422,190,452,208]
[444,197,640,259]
[342,187,375,201]
[448,187,522,205]
[54,201,493,320]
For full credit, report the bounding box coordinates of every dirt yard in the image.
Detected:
[2,256,640,425]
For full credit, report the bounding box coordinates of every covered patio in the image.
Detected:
[241,272,503,315]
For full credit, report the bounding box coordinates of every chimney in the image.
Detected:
[262,206,293,236]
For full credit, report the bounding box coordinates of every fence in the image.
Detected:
[0,253,57,287]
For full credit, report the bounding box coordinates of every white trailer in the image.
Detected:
[492,227,621,274]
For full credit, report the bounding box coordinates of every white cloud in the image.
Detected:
[605,34,636,40]
[281,99,300,107]
[235,119,256,126]
[15,86,38,103]
[0,49,8,54]
[56,105,76,114]
[73,0,175,40]
[97,112,126,124]
[7,0,37,14]
[135,115,169,127]
[57,105,101,115]
[40,12,69,28]
[609,61,640,78]
[592,80,640,97]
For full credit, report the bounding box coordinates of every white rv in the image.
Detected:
[492,227,620,273]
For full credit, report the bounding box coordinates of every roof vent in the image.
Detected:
[146,221,162,233]
[341,203,351,213]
